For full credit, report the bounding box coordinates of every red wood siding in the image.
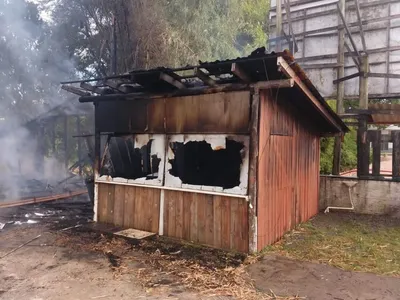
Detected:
[97,183,160,233]
[257,90,320,250]
[163,191,249,253]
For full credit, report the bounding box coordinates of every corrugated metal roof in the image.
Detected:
[61,47,347,133]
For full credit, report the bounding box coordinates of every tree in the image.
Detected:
[320,100,358,174]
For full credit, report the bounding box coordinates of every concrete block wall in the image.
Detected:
[320,176,400,217]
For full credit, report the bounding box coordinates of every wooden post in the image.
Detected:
[77,116,82,176]
[276,0,282,51]
[392,131,400,181]
[357,117,369,178]
[369,130,381,178]
[332,0,346,175]
[248,88,260,253]
[359,55,369,110]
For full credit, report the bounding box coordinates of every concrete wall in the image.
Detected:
[320,176,400,216]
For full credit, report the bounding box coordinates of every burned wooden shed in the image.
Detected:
[62,49,347,253]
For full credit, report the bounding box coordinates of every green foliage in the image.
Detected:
[320,100,357,174]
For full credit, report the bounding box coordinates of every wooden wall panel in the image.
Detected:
[165,91,250,133]
[97,183,160,232]
[163,191,249,252]
[257,89,320,251]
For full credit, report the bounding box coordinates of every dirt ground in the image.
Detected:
[1,201,400,300]
[248,255,400,300]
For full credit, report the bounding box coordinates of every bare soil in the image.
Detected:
[1,204,400,300]
[248,255,400,300]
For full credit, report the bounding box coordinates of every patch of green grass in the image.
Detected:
[264,213,400,276]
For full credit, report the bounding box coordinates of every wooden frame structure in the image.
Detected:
[62,50,347,253]
[269,0,400,175]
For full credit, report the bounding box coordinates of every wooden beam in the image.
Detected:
[61,85,90,97]
[344,93,400,100]
[354,0,367,53]
[248,89,260,253]
[359,56,369,109]
[392,131,400,181]
[194,67,216,87]
[344,40,360,69]
[333,72,362,84]
[80,82,104,94]
[231,63,251,83]
[357,117,369,178]
[337,3,360,58]
[284,0,298,53]
[368,130,382,177]
[104,80,127,93]
[367,72,400,79]
[77,116,82,176]
[276,0,282,51]
[254,79,294,89]
[270,12,400,44]
[0,190,88,209]
[333,0,346,176]
[277,56,342,132]
[159,72,186,89]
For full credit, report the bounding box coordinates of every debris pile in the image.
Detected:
[55,231,304,300]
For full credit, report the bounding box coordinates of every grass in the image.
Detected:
[264,213,400,276]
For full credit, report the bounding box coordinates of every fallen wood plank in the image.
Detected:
[0,190,88,209]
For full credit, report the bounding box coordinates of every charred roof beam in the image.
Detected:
[231,63,251,83]
[159,72,186,89]
[194,67,216,87]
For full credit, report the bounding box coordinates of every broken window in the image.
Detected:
[167,137,246,190]
[100,135,164,183]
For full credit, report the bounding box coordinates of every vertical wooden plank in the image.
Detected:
[370,131,382,177]
[248,89,260,253]
[113,185,125,227]
[189,193,198,242]
[392,131,400,181]
[213,196,222,249]
[197,195,207,244]
[182,192,192,240]
[163,191,170,236]
[167,191,177,238]
[357,117,369,178]
[221,197,231,250]
[149,189,160,233]
[123,186,135,228]
[239,199,249,253]
[205,195,214,246]
[230,198,239,251]
[97,183,108,223]
[106,184,115,225]
[175,191,184,239]
[133,187,143,230]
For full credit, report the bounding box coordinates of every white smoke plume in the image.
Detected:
[0,0,87,201]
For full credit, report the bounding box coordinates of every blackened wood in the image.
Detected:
[357,118,369,178]
[392,131,400,180]
[332,136,342,175]
[369,130,382,177]
[248,89,260,253]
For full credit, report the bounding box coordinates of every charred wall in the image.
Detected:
[95,91,251,134]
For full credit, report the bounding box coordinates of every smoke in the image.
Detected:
[0,0,85,201]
